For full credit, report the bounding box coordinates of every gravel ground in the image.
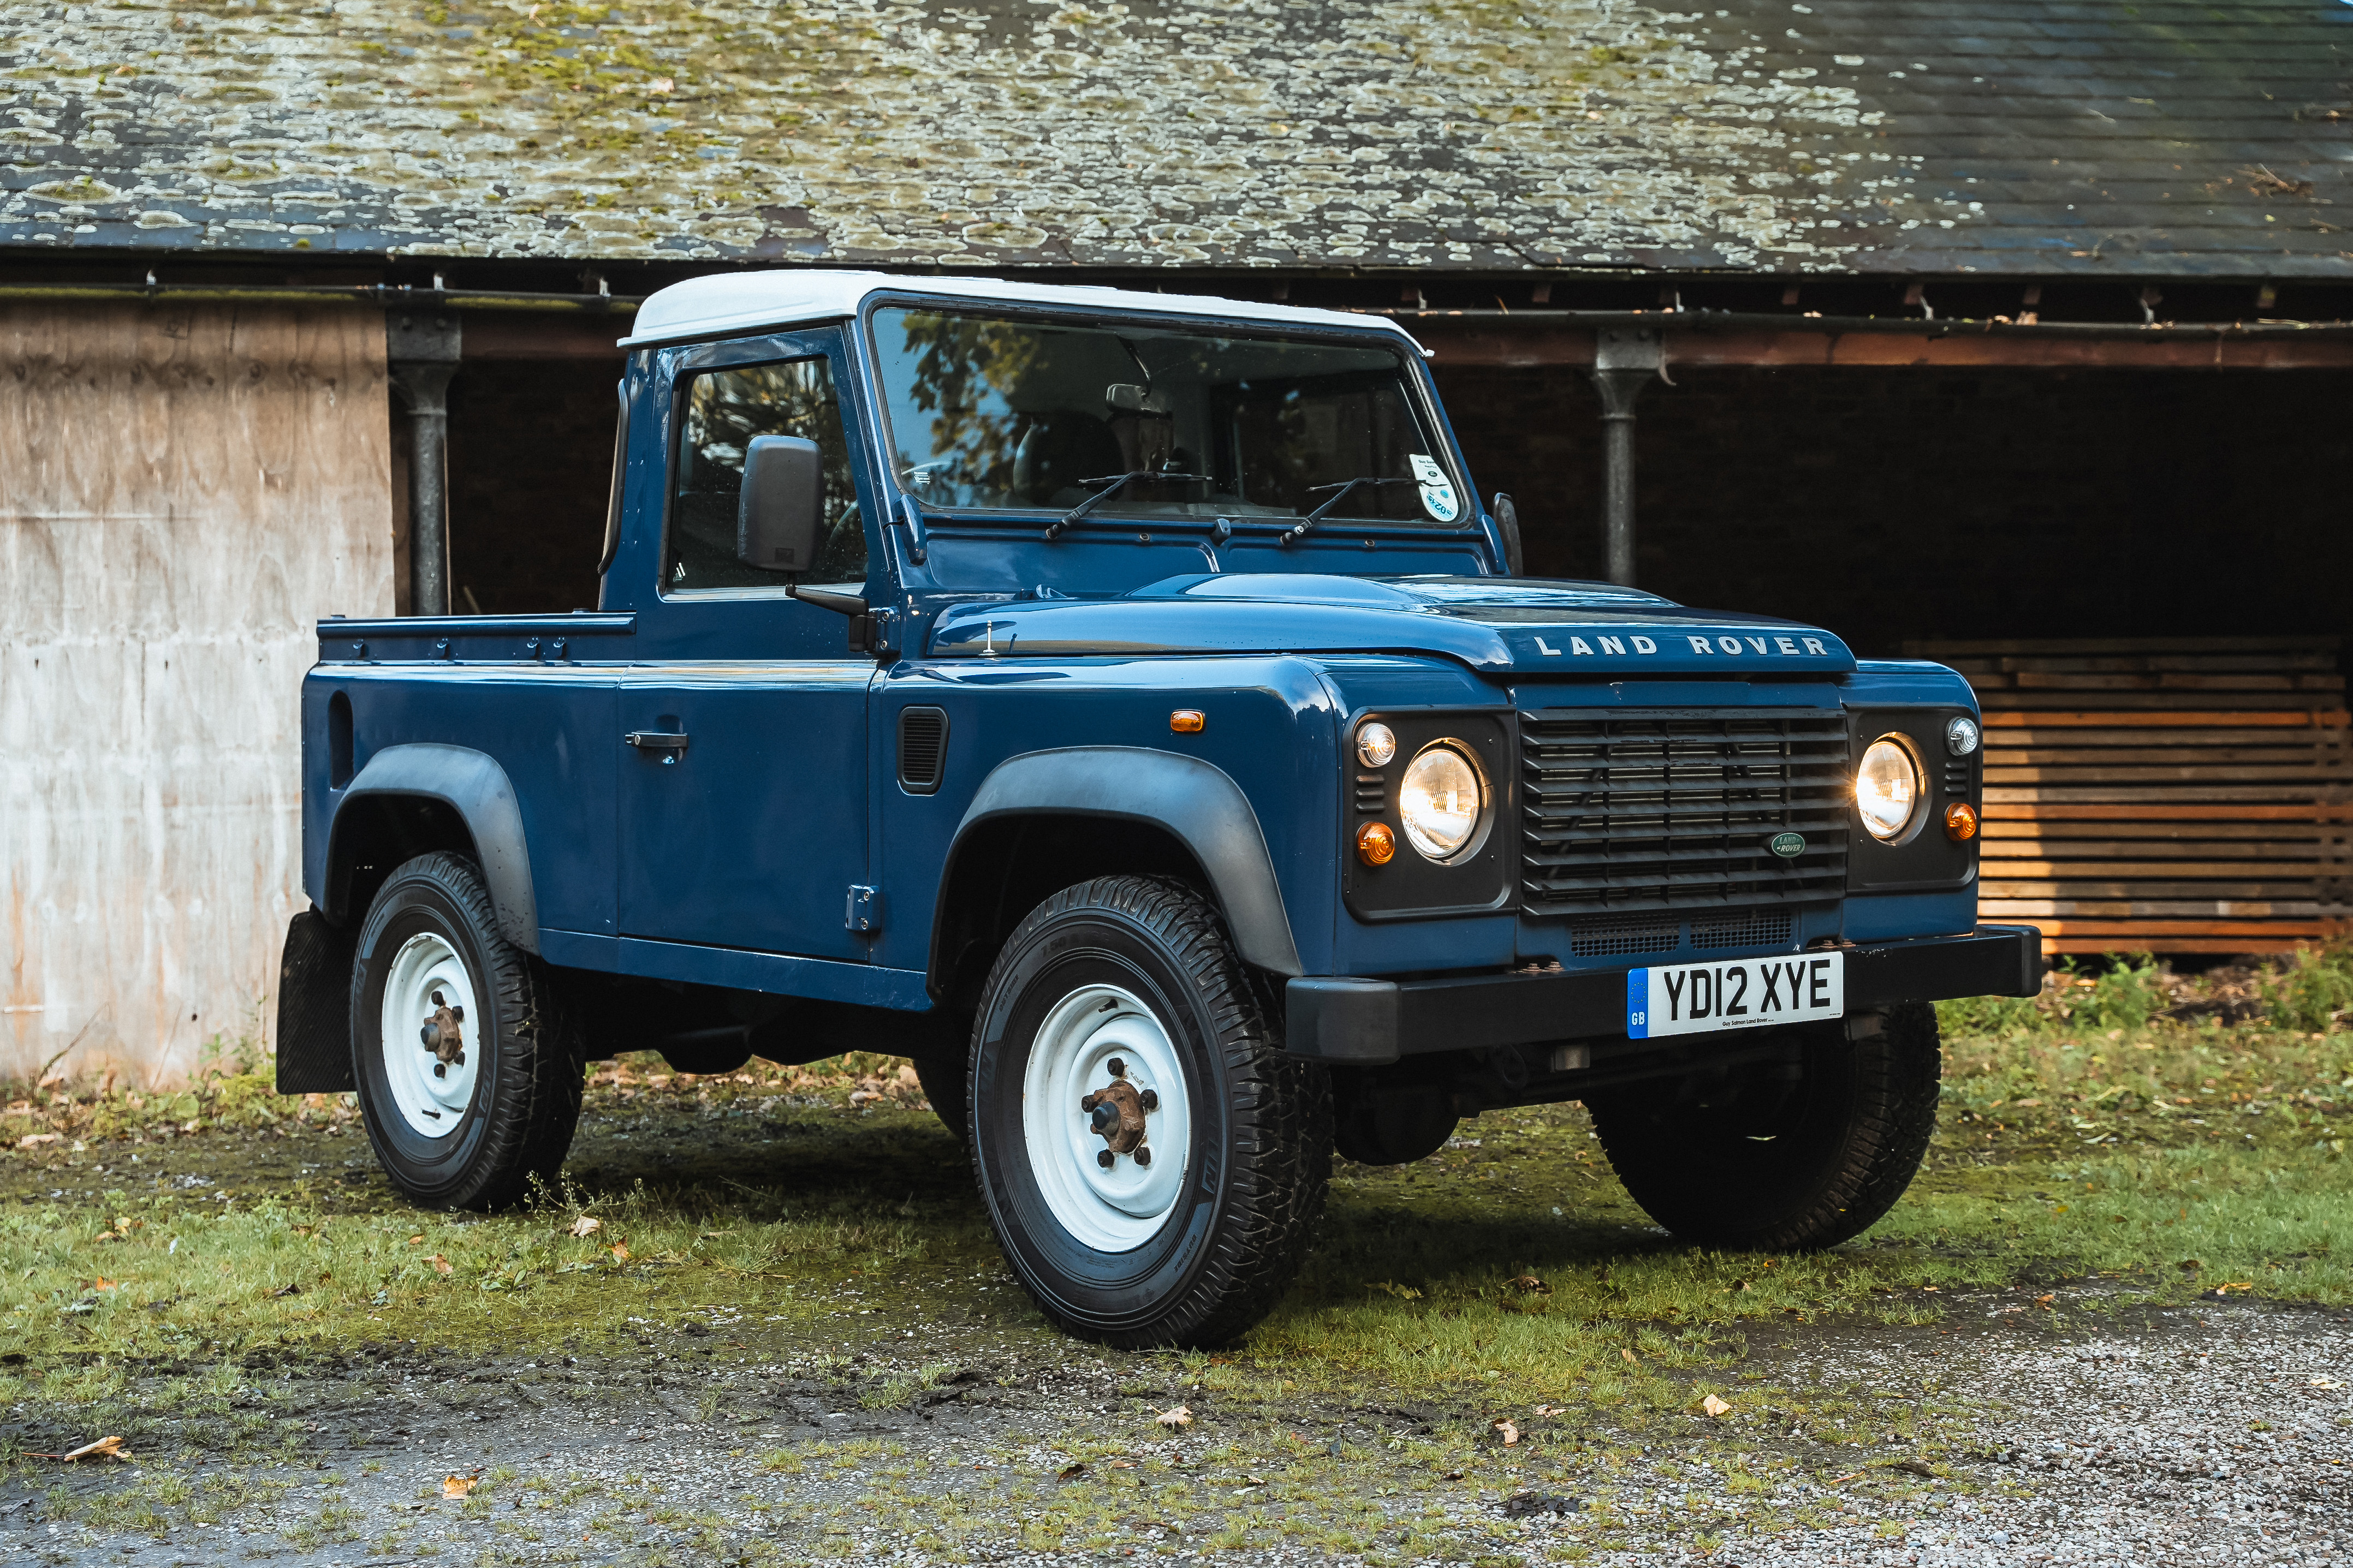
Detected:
[6,1301,2347,1566]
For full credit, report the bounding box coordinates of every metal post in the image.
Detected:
[388,312,462,617]
[1589,326,1665,588]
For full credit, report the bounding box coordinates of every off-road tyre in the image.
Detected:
[350,851,585,1210]
[967,875,1331,1348]
[1585,1001,1940,1251]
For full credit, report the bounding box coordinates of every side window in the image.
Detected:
[667,356,865,592]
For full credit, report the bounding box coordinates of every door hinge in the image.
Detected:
[846,885,882,934]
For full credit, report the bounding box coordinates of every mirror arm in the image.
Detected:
[788,585,868,617]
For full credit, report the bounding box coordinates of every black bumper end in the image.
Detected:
[1285,925,2044,1066]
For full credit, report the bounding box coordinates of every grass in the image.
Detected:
[1,952,2347,1525]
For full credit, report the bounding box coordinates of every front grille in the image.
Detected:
[1690,909,1796,951]
[1568,916,1681,958]
[1519,707,1849,916]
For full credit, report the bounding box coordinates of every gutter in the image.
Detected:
[1381,307,2353,339]
[0,281,642,313]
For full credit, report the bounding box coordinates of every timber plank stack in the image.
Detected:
[1900,637,2349,956]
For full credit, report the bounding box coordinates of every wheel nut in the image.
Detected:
[1107,1057,1126,1078]
[1096,1149,1115,1170]
[1139,1088,1159,1112]
[1133,1146,1152,1167]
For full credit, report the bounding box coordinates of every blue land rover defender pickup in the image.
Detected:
[276,270,2042,1347]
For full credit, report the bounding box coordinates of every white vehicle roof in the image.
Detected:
[619,269,1425,351]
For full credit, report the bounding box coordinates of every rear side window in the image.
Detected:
[667,356,865,592]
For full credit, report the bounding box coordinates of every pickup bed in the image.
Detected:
[277,269,2041,1347]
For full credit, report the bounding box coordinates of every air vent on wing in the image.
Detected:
[898,706,948,795]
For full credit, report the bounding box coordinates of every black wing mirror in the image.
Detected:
[1490,492,1525,577]
[736,435,825,573]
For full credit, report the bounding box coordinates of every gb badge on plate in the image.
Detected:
[1625,953,1844,1039]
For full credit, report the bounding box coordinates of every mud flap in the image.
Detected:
[276,909,358,1094]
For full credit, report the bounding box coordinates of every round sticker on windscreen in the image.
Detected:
[1409,454,1460,522]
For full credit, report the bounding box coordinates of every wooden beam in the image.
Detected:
[458,311,629,362]
[1412,319,2353,371]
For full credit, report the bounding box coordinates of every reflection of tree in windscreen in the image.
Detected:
[893,313,1039,497]
[691,363,853,532]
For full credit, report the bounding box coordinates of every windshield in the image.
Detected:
[869,307,1464,528]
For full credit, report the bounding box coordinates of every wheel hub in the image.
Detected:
[379,931,480,1138]
[1020,983,1191,1252]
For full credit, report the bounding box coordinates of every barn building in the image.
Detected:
[3,0,2349,1080]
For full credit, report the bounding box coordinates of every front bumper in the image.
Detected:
[1284,925,2043,1066]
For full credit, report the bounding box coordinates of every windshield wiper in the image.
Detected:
[1278,476,1418,545]
[1045,470,1211,541]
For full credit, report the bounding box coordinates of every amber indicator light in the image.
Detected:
[1169,710,1205,734]
[1944,801,1980,842]
[1356,821,1397,866]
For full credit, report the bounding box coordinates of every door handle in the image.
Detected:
[625,731,690,754]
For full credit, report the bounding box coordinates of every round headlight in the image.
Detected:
[1857,737,1922,843]
[1356,722,1397,769]
[1945,715,1981,757]
[1398,743,1487,862]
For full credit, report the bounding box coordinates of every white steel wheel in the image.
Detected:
[377,930,481,1138]
[1020,982,1191,1252]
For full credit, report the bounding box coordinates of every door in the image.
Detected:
[616,334,880,963]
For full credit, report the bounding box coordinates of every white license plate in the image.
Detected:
[1625,952,1844,1040]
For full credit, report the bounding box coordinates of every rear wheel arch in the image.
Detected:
[324,744,539,953]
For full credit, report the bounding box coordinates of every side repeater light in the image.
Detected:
[1945,801,1980,842]
[1169,710,1205,734]
[1356,821,1397,866]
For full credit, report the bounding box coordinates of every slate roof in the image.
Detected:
[3,0,2347,276]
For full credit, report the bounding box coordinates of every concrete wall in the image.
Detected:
[0,303,393,1084]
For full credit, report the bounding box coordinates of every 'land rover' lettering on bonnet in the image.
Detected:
[1529,633,1832,658]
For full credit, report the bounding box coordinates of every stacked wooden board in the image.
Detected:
[1900,637,2349,956]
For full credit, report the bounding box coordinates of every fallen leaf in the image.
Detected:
[2180,1259,2203,1272]
[1620,1348,1638,1363]
[442,1472,479,1498]
[1506,1273,1550,1295]
[2217,1281,2254,1295]
[269,1284,302,1298]
[1888,1458,1936,1478]
[610,1242,631,1262]
[407,1235,424,1245]
[2309,1378,2345,1391]
[2034,1294,2057,1309]
[92,1277,115,1292]
[428,1254,453,1276]
[569,1216,602,1239]
[1154,1405,1193,1429]
[16,1132,60,1148]
[647,75,674,93]
[1365,1280,1423,1300]
[1056,1462,1087,1482]
[28,1436,128,1463]
[1492,1418,1520,1445]
[1700,1394,1732,1419]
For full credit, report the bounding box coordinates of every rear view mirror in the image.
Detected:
[737,435,825,573]
[1491,491,1525,577]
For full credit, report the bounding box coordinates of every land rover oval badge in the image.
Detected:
[1769,831,1808,860]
